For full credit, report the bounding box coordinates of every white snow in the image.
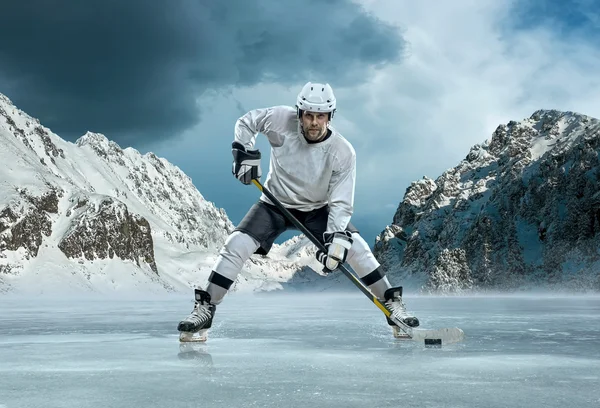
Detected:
[529,114,592,160]
[530,136,555,160]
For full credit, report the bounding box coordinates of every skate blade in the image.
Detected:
[179,329,208,343]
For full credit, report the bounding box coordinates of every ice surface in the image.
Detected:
[1,293,599,408]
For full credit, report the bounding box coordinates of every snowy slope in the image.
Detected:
[374,110,600,293]
[0,92,327,294]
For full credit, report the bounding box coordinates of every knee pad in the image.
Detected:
[345,233,381,277]
[212,231,260,282]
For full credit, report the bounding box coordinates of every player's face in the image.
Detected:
[301,111,329,141]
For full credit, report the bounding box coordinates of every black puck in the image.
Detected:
[424,338,442,347]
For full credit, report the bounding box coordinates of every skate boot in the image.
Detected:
[384,286,420,338]
[177,289,216,342]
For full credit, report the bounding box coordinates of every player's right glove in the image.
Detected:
[232,141,261,185]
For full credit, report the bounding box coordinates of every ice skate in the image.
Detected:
[177,289,216,343]
[383,286,420,338]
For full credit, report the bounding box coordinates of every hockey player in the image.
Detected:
[177,82,419,341]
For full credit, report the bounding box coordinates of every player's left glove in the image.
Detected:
[316,231,353,273]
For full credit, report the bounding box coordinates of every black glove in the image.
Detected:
[232,141,261,185]
[316,231,353,273]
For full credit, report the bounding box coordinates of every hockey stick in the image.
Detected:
[250,179,411,332]
[251,179,465,345]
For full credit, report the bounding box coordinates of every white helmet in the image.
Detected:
[296,82,336,118]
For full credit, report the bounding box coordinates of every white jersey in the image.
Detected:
[234,105,356,234]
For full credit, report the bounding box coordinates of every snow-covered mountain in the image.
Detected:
[374,110,600,293]
[0,92,330,294]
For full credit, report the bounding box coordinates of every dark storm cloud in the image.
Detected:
[0,0,405,144]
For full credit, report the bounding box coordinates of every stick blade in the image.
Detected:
[409,327,465,345]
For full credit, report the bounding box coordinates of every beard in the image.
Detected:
[303,125,326,141]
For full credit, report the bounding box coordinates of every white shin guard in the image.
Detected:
[207,231,260,304]
[345,233,391,299]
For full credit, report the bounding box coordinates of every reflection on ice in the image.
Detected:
[177,343,215,370]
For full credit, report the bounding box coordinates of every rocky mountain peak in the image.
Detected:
[375,109,600,293]
[0,91,236,292]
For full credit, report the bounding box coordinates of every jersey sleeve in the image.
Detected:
[326,146,356,234]
[234,106,288,149]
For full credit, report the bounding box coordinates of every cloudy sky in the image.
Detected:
[1,0,600,246]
